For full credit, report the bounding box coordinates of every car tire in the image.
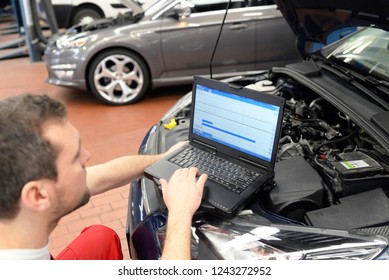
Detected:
[88,49,150,105]
[72,8,102,26]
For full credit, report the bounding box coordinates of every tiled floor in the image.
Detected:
[0,18,189,259]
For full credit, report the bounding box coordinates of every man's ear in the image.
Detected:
[20,181,53,212]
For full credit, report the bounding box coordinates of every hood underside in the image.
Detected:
[274,0,389,45]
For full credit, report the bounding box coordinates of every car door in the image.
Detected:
[158,0,257,80]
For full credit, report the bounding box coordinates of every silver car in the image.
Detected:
[44,0,299,105]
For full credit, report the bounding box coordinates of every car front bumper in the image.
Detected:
[44,46,88,90]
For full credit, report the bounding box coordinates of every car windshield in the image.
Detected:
[141,0,164,11]
[327,27,389,81]
[142,0,172,15]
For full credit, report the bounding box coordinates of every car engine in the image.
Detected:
[235,73,389,230]
[163,72,389,231]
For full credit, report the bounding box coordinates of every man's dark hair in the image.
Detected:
[0,94,67,219]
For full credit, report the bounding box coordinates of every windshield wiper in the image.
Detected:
[364,75,389,91]
[318,58,389,110]
[319,58,354,81]
[312,54,389,89]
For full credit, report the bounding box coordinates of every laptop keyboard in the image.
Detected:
[169,146,261,194]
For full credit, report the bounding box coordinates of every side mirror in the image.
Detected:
[173,4,192,19]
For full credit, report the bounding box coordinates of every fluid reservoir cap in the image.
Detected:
[245,80,276,92]
[164,118,177,130]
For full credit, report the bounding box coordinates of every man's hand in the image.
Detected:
[159,167,206,217]
[159,167,207,260]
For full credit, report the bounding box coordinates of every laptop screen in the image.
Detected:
[192,83,281,162]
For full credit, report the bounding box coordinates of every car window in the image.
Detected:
[247,0,275,6]
[186,0,274,13]
[187,0,243,12]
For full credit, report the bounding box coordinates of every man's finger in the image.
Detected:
[159,178,168,195]
[188,167,199,178]
[197,174,208,187]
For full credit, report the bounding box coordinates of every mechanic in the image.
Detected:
[0,94,207,260]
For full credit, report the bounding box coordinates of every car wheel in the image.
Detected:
[72,8,102,26]
[88,49,150,105]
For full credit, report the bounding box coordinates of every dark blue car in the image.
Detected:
[127,0,389,260]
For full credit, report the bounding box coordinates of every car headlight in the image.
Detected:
[196,214,389,260]
[55,32,93,49]
[56,37,89,49]
[155,225,202,260]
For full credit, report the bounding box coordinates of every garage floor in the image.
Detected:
[0,21,190,259]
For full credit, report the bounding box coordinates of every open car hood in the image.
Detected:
[274,0,389,56]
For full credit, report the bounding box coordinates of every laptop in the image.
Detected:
[144,76,285,218]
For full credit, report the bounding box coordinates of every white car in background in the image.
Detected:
[50,0,134,27]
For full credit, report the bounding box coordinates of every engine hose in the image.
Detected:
[321,180,335,206]
[314,156,343,194]
[313,128,358,154]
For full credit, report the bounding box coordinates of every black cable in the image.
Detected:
[209,0,231,79]
[313,128,359,154]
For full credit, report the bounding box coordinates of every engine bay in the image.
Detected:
[64,11,142,34]
[163,72,389,231]
[235,73,389,230]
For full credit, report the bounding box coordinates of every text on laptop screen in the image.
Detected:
[192,84,280,162]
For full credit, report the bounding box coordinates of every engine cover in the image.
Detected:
[267,156,324,222]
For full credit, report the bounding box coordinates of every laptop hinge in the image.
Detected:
[192,139,217,150]
[239,156,267,169]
